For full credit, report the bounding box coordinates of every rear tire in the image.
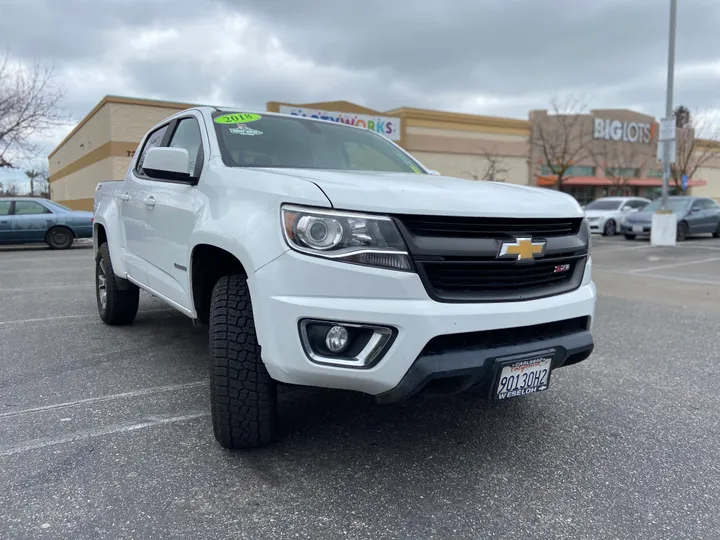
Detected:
[624,234,636,240]
[602,219,616,236]
[96,243,139,325]
[677,221,689,242]
[46,227,74,249]
[209,275,277,449]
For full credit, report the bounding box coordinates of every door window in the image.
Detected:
[135,124,169,177]
[167,118,204,177]
[0,201,11,215]
[14,201,51,215]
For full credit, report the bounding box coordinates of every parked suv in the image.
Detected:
[93,108,596,448]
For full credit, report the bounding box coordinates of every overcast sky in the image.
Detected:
[2,0,720,188]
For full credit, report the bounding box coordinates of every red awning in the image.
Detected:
[536,176,707,187]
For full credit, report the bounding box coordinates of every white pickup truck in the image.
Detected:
[93,107,596,449]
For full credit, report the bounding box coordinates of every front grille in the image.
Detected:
[395,215,582,238]
[418,256,586,302]
[421,317,590,356]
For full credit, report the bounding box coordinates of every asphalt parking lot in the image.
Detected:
[2,235,720,540]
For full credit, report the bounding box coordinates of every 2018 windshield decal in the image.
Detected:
[215,113,262,124]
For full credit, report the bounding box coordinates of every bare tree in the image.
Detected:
[0,52,68,169]
[462,147,510,182]
[670,109,720,194]
[530,97,594,190]
[4,182,19,196]
[590,140,649,191]
[36,164,51,198]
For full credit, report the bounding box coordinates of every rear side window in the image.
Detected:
[167,118,204,177]
[14,201,51,215]
[135,125,169,177]
[0,201,11,215]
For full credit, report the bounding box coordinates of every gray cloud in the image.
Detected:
[1,0,719,144]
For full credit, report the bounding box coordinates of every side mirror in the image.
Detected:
[691,206,701,213]
[621,206,632,213]
[143,147,195,183]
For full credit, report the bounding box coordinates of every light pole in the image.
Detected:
[661,0,677,210]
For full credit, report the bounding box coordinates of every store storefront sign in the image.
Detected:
[593,118,654,144]
[278,106,401,141]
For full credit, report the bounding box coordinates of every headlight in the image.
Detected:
[582,217,592,251]
[281,205,412,271]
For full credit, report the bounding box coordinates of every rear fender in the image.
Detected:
[93,202,129,278]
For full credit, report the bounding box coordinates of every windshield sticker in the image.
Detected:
[215,113,262,124]
[229,124,263,136]
[395,150,424,173]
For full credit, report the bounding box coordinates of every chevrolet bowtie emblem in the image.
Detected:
[498,237,546,262]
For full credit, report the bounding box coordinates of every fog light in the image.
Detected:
[325,325,349,353]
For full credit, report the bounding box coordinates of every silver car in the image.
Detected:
[583,197,651,236]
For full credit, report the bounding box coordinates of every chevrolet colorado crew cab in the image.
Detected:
[93,107,596,449]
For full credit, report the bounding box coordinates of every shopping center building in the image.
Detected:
[48,95,720,210]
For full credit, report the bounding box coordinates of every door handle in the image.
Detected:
[144,196,156,208]
[119,193,131,202]
[0,220,8,224]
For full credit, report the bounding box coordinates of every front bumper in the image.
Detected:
[621,223,651,235]
[250,251,596,397]
[586,219,604,233]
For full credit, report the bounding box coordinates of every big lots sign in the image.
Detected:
[593,118,655,144]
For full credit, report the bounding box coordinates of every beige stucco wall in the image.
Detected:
[49,103,111,176]
[407,126,528,143]
[691,166,720,201]
[412,151,529,185]
[108,102,184,143]
[51,159,113,201]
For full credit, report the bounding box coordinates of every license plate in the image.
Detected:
[632,225,644,233]
[496,355,552,400]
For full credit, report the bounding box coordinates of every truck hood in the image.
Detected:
[262,169,584,218]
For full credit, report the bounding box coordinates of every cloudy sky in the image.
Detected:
[2,0,720,189]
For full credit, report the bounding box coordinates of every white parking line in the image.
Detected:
[0,308,175,326]
[591,244,651,253]
[0,381,208,419]
[0,412,209,458]
[629,257,720,274]
[594,267,720,285]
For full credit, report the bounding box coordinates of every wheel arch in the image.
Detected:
[189,242,249,324]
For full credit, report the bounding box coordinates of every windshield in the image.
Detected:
[585,200,622,211]
[212,112,425,174]
[642,199,691,213]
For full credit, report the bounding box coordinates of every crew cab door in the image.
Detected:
[140,114,206,309]
[11,200,54,243]
[121,123,171,285]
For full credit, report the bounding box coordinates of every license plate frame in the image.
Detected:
[632,225,644,233]
[493,349,556,401]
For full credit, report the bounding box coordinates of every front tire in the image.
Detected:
[677,221,689,242]
[209,275,277,449]
[46,227,74,249]
[624,234,636,240]
[96,243,139,325]
[713,223,720,238]
[603,219,616,236]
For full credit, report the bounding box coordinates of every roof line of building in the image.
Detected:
[49,95,202,159]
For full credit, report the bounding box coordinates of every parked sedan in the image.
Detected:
[621,196,720,241]
[583,196,651,236]
[0,197,93,249]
